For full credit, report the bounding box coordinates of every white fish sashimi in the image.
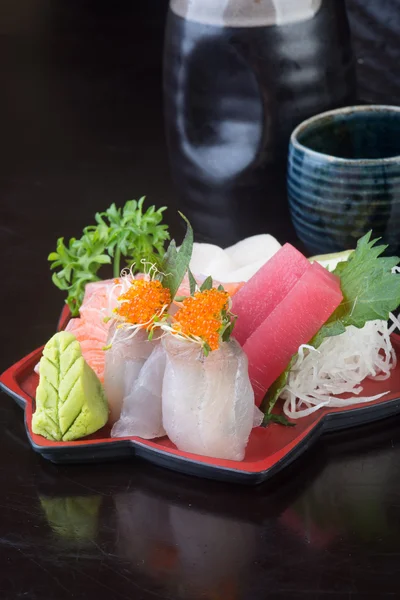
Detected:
[186,234,281,284]
[219,259,269,283]
[104,325,155,424]
[189,242,234,282]
[224,234,282,270]
[112,343,166,439]
[162,336,262,461]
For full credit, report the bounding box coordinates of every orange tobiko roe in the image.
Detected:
[173,288,230,351]
[116,279,171,327]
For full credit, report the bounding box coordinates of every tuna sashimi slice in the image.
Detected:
[244,263,343,406]
[232,244,311,347]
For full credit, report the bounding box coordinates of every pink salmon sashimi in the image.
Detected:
[244,262,343,406]
[64,279,120,382]
[79,279,124,321]
[232,244,311,347]
[64,320,111,382]
[65,317,107,344]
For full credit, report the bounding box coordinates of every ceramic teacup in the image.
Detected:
[288,105,400,255]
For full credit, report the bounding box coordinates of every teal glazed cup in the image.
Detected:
[288,105,400,255]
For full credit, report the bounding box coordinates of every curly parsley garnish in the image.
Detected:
[48,198,170,316]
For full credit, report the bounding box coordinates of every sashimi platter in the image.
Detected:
[2,198,400,483]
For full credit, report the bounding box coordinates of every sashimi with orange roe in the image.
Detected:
[160,287,263,460]
[59,274,241,384]
[107,277,172,432]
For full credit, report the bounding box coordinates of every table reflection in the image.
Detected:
[115,488,257,598]
[31,415,400,598]
[281,450,396,547]
[39,496,103,546]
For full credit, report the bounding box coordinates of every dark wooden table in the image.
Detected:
[1,2,400,598]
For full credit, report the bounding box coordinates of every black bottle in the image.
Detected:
[164,0,357,246]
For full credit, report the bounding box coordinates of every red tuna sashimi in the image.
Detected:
[244,263,343,406]
[232,244,311,346]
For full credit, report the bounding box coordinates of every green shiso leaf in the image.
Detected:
[161,213,194,299]
[262,232,400,423]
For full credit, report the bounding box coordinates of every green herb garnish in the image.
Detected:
[203,342,212,357]
[199,276,213,292]
[220,307,237,343]
[49,198,170,316]
[187,268,197,296]
[161,213,193,299]
[263,413,296,427]
[262,232,400,420]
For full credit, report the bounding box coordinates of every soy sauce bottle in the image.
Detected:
[163,0,356,246]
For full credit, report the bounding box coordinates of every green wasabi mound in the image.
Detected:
[32,331,109,441]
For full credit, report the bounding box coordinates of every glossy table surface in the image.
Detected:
[1,2,400,598]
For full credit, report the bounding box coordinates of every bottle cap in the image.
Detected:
[170,0,322,27]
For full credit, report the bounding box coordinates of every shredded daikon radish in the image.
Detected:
[282,319,398,419]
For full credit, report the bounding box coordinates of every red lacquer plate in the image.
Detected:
[2,305,400,484]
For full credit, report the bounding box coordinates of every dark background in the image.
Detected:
[1,2,400,598]
[1,0,399,368]
[1,1,174,372]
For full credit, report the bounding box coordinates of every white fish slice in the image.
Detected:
[162,336,262,461]
[104,325,155,425]
[189,242,234,281]
[112,342,166,439]
[224,234,282,270]
[186,235,281,284]
[218,258,269,283]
